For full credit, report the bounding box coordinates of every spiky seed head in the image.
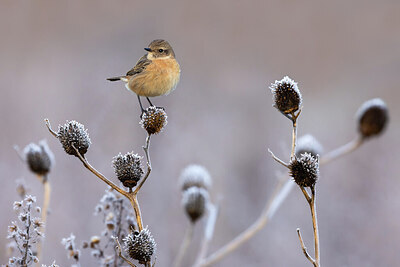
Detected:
[356,98,389,138]
[57,120,91,157]
[296,134,323,158]
[140,106,167,135]
[289,153,319,188]
[270,76,302,114]
[112,152,144,189]
[124,227,156,264]
[23,140,54,176]
[182,187,209,223]
[179,164,212,191]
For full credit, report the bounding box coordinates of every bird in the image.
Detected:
[107,39,181,113]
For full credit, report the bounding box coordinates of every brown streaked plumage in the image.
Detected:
[107,39,180,111]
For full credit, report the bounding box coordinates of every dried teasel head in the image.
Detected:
[124,227,156,264]
[23,140,54,176]
[112,152,144,189]
[270,76,302,115]
[140,106,167,135]
[179,164,212,191]
[356,98,389,139]
[289,153,319,188]
[182,187,209,223]
[57,120,91,157]
[296,134,323,158]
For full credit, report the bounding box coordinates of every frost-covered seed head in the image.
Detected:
[140,106,168,135]
[57,120,91,157]
[289,153,319,188]
[270,76,302,114]
[124,227,156,264]
[296,134,323,158]
[182,187,209,223]
[23,140,54,176]
[112,152,144,189]
[356,98,388,138]
[179,164,212,191]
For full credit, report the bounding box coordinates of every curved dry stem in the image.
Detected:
[134,164,151,195]
[297,228,316,266]
[173,223,194,267]
[44,119,58,138]
[36,178,51,265]
[297,186,319,267]
[127,194,143,231]
[320,136,363,164]
[290,109,301,160]
[268,149,289,168]
[199,178,294,267]
[114,237,137,267]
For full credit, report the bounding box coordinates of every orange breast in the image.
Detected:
[127,58,180,97]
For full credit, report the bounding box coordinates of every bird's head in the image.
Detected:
[145,39,175,59]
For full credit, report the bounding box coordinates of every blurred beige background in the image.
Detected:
[1,0,399,266]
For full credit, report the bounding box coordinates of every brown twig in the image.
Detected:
[114,237,137,267]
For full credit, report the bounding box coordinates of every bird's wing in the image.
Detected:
[126,55,151,76]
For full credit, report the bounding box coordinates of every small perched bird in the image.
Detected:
[107,39,180,112]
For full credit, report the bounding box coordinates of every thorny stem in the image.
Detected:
[194,202,219,267]
[173,222,194,267]
[36,176,51,266]
[320,136,363,164]
[114,237,137,267]
[199,178,294,267]
[298,186,320,267]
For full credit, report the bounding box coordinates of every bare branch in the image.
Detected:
[268,149,289,168]
[296,228,316,266]
[114,237,137,267]
[320,136,363,164]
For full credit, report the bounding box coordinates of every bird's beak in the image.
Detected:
[144,48,152,52]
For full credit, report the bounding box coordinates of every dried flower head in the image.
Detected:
[140,106,167,135]
[57,120,91,157]
[23,140,54,176]
[179,164,212,191]
[356,98,389,138]
[112,152,144,189]
[270,76,302,114]
[124,227,156,264]
[289,153,319,188]
[182,187,209,223]
[296,134,323,158]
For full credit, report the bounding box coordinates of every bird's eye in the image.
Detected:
[158,49,164,53]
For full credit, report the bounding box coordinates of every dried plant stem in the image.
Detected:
[114,237,137,267]
[45,119,152,233]
[199,178,294,267]
[36,176,51,266]
[297,186,320,267]
[173,222,194,267]
[320,136,363,164]
[268,149,289,168]
[290,109,301,160]
[194,202,219,267]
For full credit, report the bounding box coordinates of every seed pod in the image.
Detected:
[270,76,302,114]
[23,140,54,176]
[182,187,208,223]
[112,152,144,189]
[140,106,167,135]
[124,227,156,264]
[179,164,212,191]
[57,120,91,157]
[356,98,388,138]
[289,153,319,188]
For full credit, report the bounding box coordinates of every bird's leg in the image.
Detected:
[146,97,154,106]
[137,95,145,117]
